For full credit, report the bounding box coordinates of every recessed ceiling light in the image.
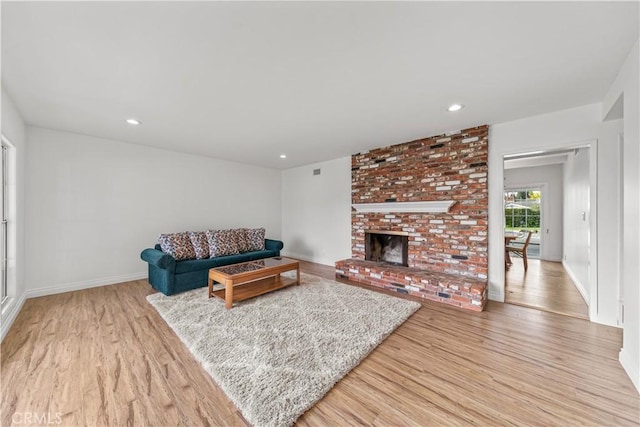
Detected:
[126,118,141,125]
[447,104,464,112]
[280,154,287,159]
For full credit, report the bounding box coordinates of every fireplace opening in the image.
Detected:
[365,231,409,267]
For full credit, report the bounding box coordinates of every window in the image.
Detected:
[1,143,8,305]
[504,189,541,259]
[1,136,15,307]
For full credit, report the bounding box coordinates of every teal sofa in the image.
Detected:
[140,238,284,295]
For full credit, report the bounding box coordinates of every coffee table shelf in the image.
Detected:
[208,257,300,309]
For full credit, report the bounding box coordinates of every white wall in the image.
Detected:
[596,121,623,328]
[604,39,640,392]
[563,148,591,302]
[504,164,563,261]
[489,103,622,328]
[25,127,282,296]
[1,88,27,340]
[281,157,351,266]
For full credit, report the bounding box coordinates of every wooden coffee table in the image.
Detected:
[208,257,300,309]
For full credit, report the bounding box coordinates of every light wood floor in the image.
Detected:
[506,258,589,319]
[2,260,638,426]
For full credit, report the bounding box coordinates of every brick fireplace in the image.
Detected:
[335,125,489,311]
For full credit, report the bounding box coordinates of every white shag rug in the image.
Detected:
[147,272,421,427]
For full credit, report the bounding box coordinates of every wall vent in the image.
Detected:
[313,168,321,175]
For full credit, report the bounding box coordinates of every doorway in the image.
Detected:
[502,146,594,319]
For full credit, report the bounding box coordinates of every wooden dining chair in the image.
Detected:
[506,231,533,271]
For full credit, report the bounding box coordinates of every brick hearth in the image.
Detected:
[336,125,489,311]
[335,259,487,311]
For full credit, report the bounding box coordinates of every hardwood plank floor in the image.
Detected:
[505,259,589,319]
[2,260,638,426]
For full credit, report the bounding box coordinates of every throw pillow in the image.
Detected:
[206,229,240,257]
[247,227,266,251]
[234,228,252,253]
[158,232,197,261]
[188,231,210,259]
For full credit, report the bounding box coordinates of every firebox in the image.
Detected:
[365,231,409,267]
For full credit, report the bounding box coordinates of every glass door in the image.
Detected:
[504,188,541,259]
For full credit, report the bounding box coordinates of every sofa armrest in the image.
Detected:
[265,239,284,252]
[140,248,175,269]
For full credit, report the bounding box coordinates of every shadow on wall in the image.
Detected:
[287,238,315,260]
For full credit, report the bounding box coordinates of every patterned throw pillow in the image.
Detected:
[234,228,252,253]
[205,229,240,257]
[247,228,266,251]
[158,232,197,261]
[188,231,210,259]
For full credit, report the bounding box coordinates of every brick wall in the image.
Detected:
[350,125,488,280]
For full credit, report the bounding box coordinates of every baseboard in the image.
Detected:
[562,261,589,305]
[26,272,148,298]
[619,347,640,393]
[1,291,27,342]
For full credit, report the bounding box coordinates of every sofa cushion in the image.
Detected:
[247,228,266,251]
[206,229,240,257]
[188,231,210,259]
[175,257,226,274]
[174,249,279,274]
[234,228,252,253]
[241,249,278,262]
[158,232,196,261]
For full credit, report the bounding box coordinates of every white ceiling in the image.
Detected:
[2,1,638,169]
